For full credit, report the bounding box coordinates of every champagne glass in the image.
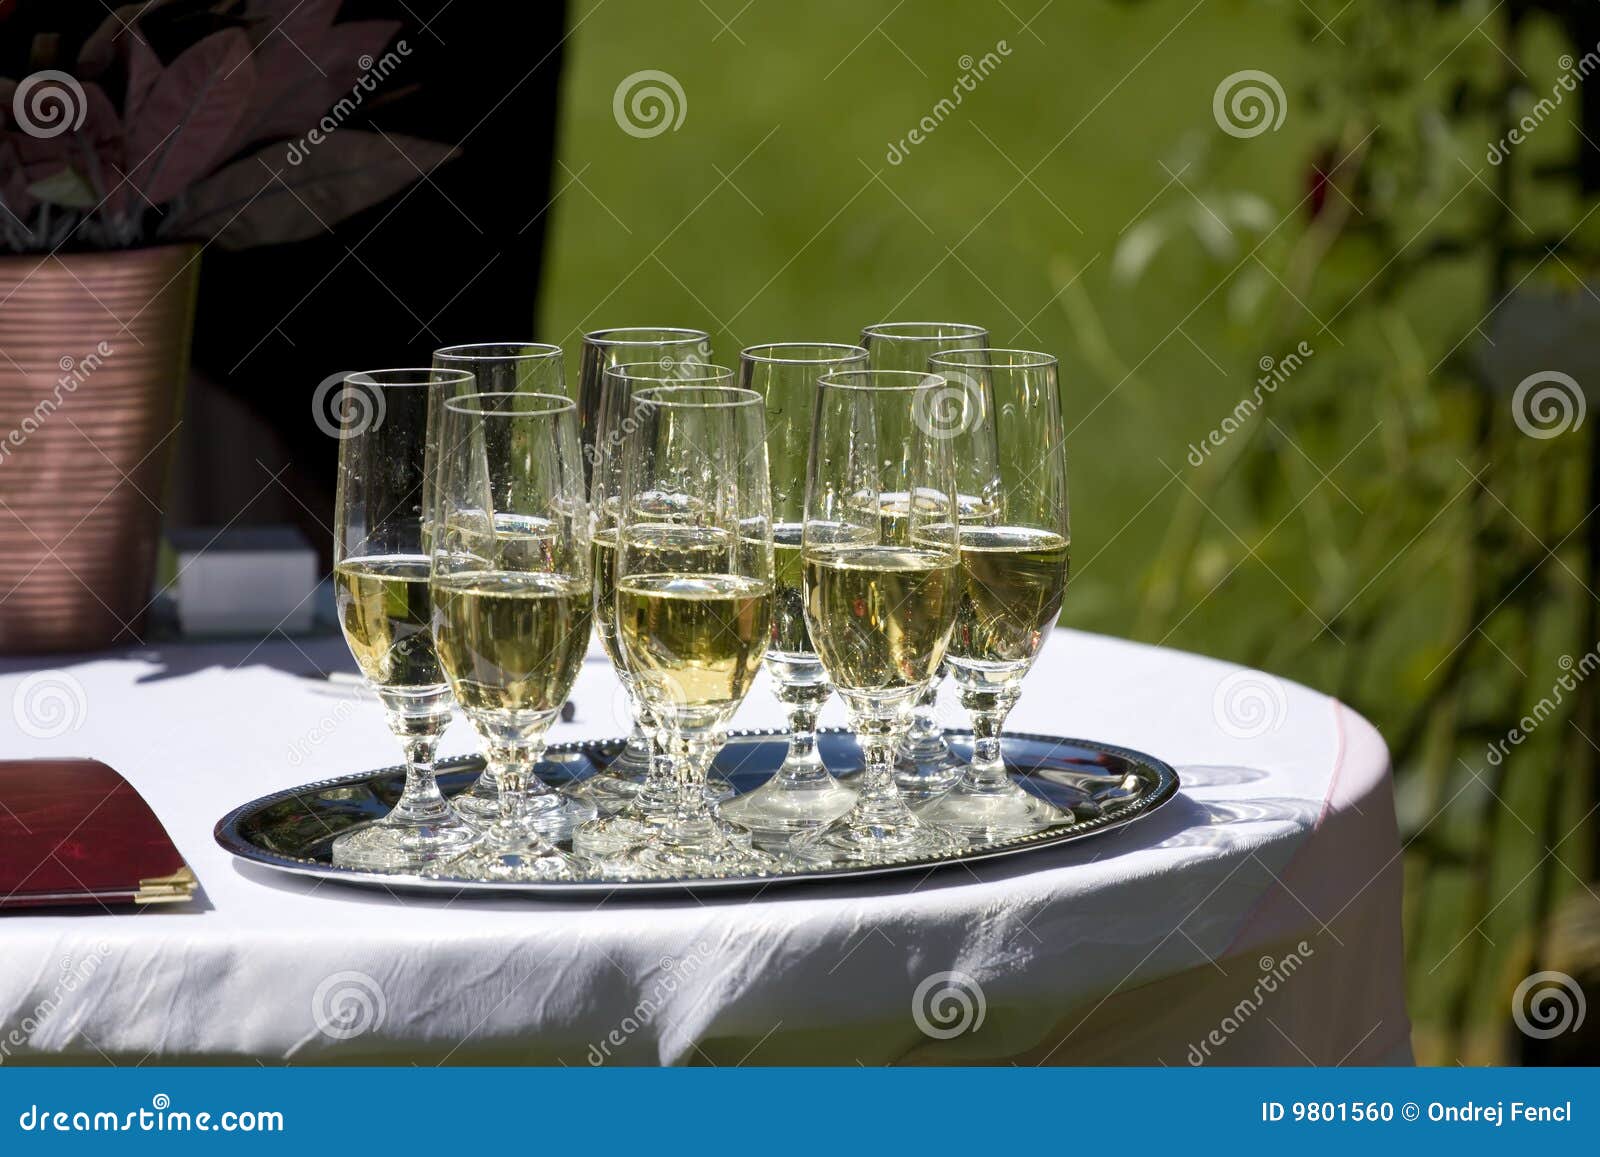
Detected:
[578,327,710,480]
[720,343,867,841]
[916,349,1071,841]
[434,341,565,392]
[860,321,995,796]
[792,369,963,865]
[427,391,593,879]
[575,363,741,852]
[428,342,566,822]
[603,381,773,873]
[575,328,711,792]
[331,368,479,872]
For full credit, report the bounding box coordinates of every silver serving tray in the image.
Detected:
[214,729,1179,896]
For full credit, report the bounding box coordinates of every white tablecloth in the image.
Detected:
[0,629,1410,1065]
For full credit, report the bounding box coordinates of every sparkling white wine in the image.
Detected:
[596,524,749,673]
[947,526,1070,668]
[771,523,808,656]
[431,570,592,714]
[335,556,443,690]
[615,573,770,719]
[803,545,958,693]
[591,527,624,671]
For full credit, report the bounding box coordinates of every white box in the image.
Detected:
[170,527,318,636]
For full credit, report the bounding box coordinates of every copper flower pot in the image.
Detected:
[0,245,199,653]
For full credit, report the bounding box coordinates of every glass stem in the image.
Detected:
[488,739,545,830]
[960,687,1020,790]
[617,683,655,772]
[850,713,915,827]
[902,668,947,753]
[387,714,452,822]
[670,731,715,823]
[776,692,827,785]
[635,726,679,816]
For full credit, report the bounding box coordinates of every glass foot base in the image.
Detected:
[433,836,579,881]
[575,808,754,861]
[570,771,643,815]
[630,819,770,876]
[719,773,856,839]
[789,809,960,867]
[915,776,1066,843]
[449,778,596,837]
[890,738,964,799]
[569,759,729,813]
[512,792,596,844]
[572,810,665,860]
[557,775,621,818]
[448,770,502,823]
[892,763,962,799]
[332,811,479,872]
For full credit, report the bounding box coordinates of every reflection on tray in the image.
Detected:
[217,730,1179,896]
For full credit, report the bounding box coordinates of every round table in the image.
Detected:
[0,628,1410,1065]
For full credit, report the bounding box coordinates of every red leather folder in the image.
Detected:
[0,759,195,909]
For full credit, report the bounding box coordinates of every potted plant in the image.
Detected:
[0,0,456,652]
